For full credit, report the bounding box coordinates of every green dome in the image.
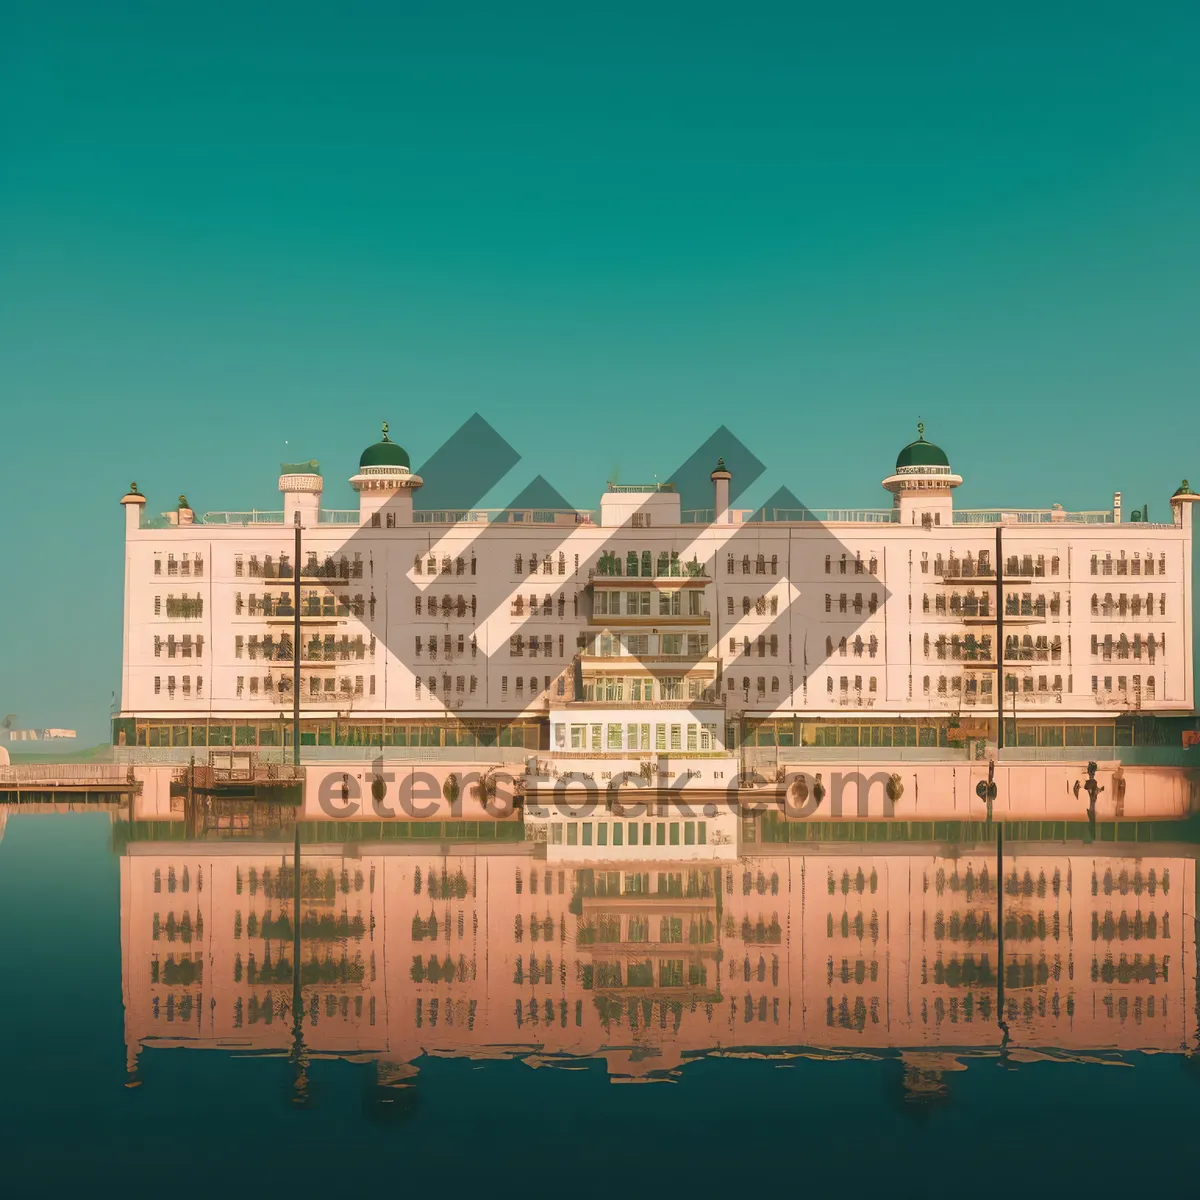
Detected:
[359,422,410,471]
[895,423,949,471]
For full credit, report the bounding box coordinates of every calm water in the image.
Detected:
[2,811,1198,1195]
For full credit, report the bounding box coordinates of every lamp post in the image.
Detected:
[975,757,997,823]
[293,520,301,767]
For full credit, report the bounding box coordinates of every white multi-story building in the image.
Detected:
[115,424,1197,754]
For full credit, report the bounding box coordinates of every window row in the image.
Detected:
[1091,552,1164,577]
[416,634,480,658]
[154,675,203,697]
[549,819,709,847]
[727,594,779,617]
[924,633,994,661]
[824,593,881,615]
[581,676,714,702]
[236,633,372,661]
[827,676,880,695]
[412,675,479,696]
[496,676,561,700]
[729,676,786,697]
[511,593,568,617]
[825,553,879,576]
[1002,635,1061,662]
[923,550,994,578]
[589,632,710,657]
[1090,633,1161,662]
[564,721,719,752]
[594,589,705,617]
[154,553,205,577]
[730,634,781,657]
[154,594,204,619]
[154,634,205,659]
[507,634,567,658]
[828,634,880,659]
[596,550,706,578]
[510,552,569,577]
[412,554,478,576]
[417,593,479,618]
[923,591,993,616]
[235,552,364,580]
[1090,593,1166,617]
[233,592,375,618]
[1000,553,1054,578]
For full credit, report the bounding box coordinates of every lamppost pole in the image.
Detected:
[293,520,301,767]
[995,526,1004,749]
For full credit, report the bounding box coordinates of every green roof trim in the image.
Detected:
[281,460,321,476]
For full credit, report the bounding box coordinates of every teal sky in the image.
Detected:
[2,2,1199,741]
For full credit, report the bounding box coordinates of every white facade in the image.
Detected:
[115,428,1198,748]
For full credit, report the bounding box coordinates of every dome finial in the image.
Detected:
[917,420,925,439]
[381,420,390,442]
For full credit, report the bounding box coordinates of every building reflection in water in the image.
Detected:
[118,825,1199,1101]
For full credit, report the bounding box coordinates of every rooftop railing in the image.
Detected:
[953,509,1114,525]
[414,508,596,525]
[683,507,900,524]
[156,504,1161,530]
[202,510,285,525]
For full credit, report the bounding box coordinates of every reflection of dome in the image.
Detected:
[896,424,950,471]
[359,423,410,471]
